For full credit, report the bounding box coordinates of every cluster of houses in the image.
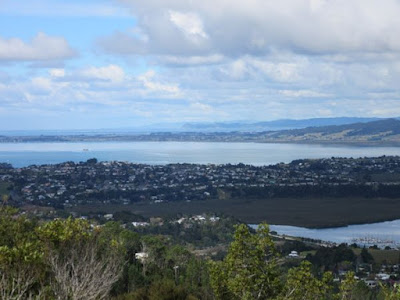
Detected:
[1,156,400,207]
[352,263,400,288]
[99,212,220,229]
[286,249,400,288]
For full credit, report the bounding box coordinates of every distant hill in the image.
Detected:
[182,117,382,132]
[0,117,386,136]
[258,118,400,143]
[2,118,400,145]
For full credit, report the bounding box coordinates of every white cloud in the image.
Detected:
[49,68,65,78]
[31,77,53,92]
[30,75,70,96]
[0,32,76,62]
[138,70,180,94]
[106,0,400,59]
[220,59,248,80]
[160,54,224,65]
[5,0,400,127]
[190,102,213,113]
[218,56,303,82]
[248,59,300,82]
[279,89,331,98]
[79,65,125,83]
[169,11,208,41]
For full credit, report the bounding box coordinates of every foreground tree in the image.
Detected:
[0,265,39,300]
[38,218,124,300]
[209,223,282,300]
[278,261,333,300]
[338,271,358,300]
[379,283,400,300]
[48,240,122,300]
[0,206,44,299]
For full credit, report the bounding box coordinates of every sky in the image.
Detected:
[1,0,400,130]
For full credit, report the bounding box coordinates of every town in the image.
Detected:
[1,155,400,209]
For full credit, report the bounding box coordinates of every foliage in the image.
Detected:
[36,217,93,252]
[278,261,333,300]
[307,243,356,271]
[133,215,238,248]
[115,280,199,300]
[0,207,44,299]
[209,223,282,300]
[337,271,358,300]
[0,207,125,299]
[379,283,400,300]
[361,248,374,264]
[47,237,123,300]
[277,240,314,256]
[0,206,396,300]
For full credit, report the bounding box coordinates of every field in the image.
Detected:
[353,248,400,265]
[72,196,400,228]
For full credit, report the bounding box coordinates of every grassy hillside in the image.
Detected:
[261,119,400,143]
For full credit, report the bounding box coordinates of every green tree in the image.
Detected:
[278,261,333,300]
[116,279,198,300]
[100,222,142,295]
[0,206,45,299]
[360,248,374,264]
[338,271,358,300]
[379,283,400,300]
[37,218,124,300]
[209,223,281,300]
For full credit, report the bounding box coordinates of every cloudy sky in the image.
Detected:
[1,0,400,130]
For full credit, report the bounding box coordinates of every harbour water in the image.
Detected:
[251,220,400,248]
[1,141,400,168]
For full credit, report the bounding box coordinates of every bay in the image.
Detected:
[1,141,400,168]
[250,220,400,248]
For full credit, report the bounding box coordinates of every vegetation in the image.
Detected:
[209,224,282,300]
[1,206,400,299]
[131,215,238,248]
[82,195,400,228]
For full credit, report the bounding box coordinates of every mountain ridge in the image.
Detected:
[181,117,383,132]
[259,118,400,143]
[1,118,400,145]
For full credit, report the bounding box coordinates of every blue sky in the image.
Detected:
[1,0,400,130]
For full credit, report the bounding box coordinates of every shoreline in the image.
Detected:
[0,139,400,147]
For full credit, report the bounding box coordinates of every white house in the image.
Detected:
[104,214,113,220]
[135,252,149,263]
[132,221,150,227]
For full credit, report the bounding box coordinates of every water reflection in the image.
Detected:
[1,142,400,168]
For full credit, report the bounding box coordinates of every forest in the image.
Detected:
[1,205,400,300]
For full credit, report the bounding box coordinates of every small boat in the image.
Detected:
[82,149,89,152]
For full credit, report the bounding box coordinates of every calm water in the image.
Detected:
[250,220,400,248]
[1,141,400,168]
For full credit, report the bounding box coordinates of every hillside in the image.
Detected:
[182,117,381,132]
[1,118,400,145]
[258,118,400,144]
